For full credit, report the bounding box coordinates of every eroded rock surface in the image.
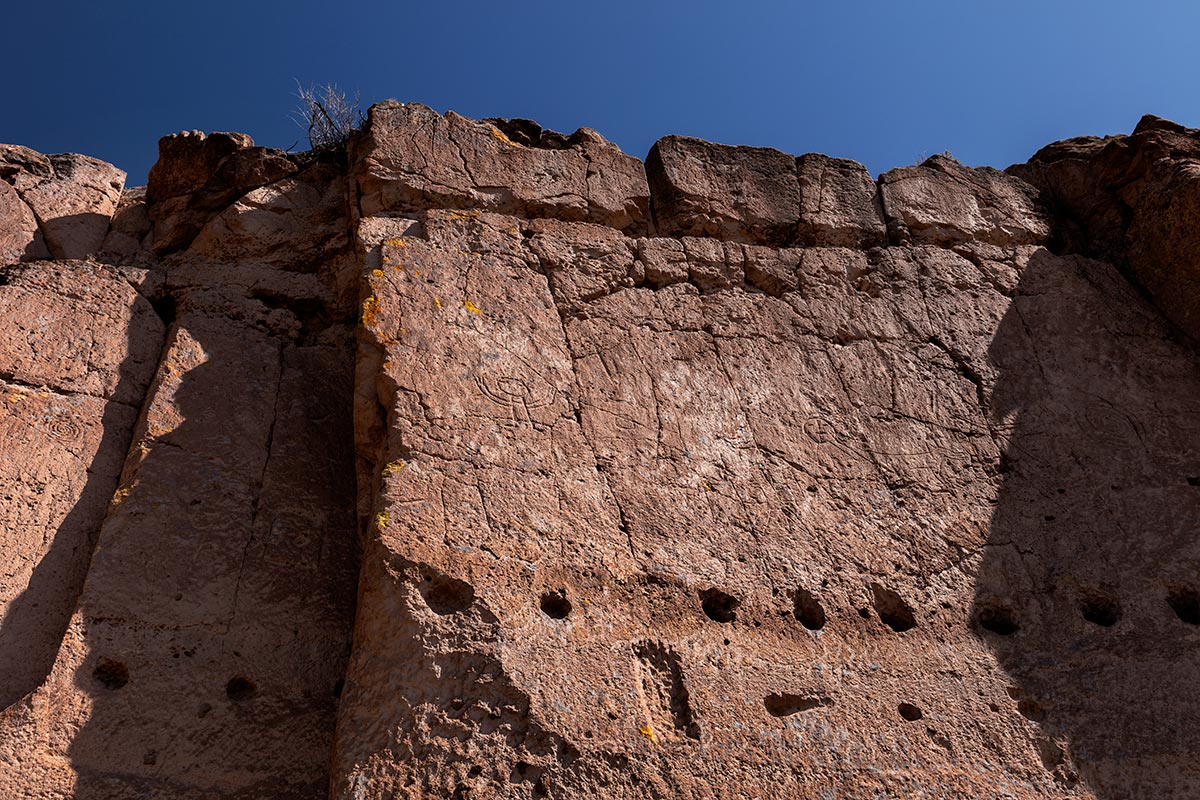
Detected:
[3,107,1200,800]
[0,259,164,709]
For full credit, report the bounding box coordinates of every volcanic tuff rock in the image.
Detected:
[1,106,1200,800]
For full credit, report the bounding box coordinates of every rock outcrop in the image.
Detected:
[2,106,1200,800]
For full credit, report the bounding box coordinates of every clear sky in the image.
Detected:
[7,1,1200,185]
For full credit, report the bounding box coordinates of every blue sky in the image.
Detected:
[7,1,1200,184]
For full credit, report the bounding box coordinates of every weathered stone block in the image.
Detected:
[355,102,649,234]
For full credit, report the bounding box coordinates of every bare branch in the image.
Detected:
[291,81,363,151]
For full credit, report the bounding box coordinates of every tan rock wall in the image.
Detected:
[3,106,1200,800]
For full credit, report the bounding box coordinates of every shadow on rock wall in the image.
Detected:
[0,266,160,711]
[11,307,358,798]
[976,249,1200,798]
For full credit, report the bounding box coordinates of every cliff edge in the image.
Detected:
[1,107,1199,799]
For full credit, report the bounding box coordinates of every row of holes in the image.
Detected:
[536,583,915,632]
[92,659,259,703]
[538,582,1200,635]
[977,584,1200,635]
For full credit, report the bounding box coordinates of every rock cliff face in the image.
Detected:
[1,107,1199,799]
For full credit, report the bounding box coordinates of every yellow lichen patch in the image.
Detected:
[383,459,407,476]
[376,510,390,530]
[384,237,407,247]
[463,300,483,314]
[491,127,521,147]
[148,421,175,438]
[362,295,382,328]
[6,393,23,404]
[371,268,385,278]
[446,209,480,221]
[434,297,443,309]
[638,725,658,744]
[110,480,138,506]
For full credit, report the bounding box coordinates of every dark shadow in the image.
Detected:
[975,249,1200,797]
[0,261,164,709]
[54,309,361,799]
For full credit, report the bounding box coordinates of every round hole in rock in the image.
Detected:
[92,658,129,690]
[226,676,256,702]
[764,692,829,717]
[870,584,916,632]
[1079,592,1121,627]
[975,601,1019,635]
[1167,585,1200,625]
[419,568,476,615]
[699,587,740,623]
[898,702,923,721]
[793,587,827,631]
[539,590,572,620]
[1017,699,1045,722]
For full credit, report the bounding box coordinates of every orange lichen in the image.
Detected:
[384,237,407,247]
[491,127,521,147]
[638,724,658,744]
[362,295,382,328]
[463,300,482,314]
[109,480,138,507]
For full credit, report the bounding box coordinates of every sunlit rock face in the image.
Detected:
[3,107,1200,800]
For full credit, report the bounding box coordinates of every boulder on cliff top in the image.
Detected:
[1011,114,1200,341]
[146,131,298,254]
[646,136,886,247]
[353,101,650,234]
[647,135,802,245]
[879,154,1049,247]
[0,146,125,260]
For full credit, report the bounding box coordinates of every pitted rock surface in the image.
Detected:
[3,106,1200,800]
